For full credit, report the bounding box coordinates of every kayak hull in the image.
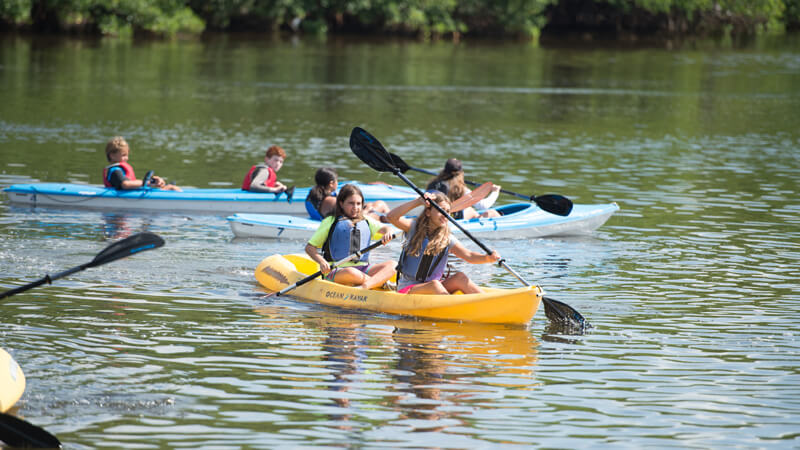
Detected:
[231,202,619,239]
[3,182,418,216]
[255,253,542,325]
[0,348,25,413]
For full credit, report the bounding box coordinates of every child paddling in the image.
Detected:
[103,136,182,191]
[385,191,500,295]
[426,158,500,219]
[305,184,395,290]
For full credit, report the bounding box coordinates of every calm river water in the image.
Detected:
[1,33,799,448]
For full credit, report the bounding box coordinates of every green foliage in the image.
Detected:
[783,0,800,27]
[187,0,301,30]
[456,0,554,36]
[0,0,31,25]
[99,0,205,35]
[91,0,204,36]
[0,0,203,35]
[1,0,796,37]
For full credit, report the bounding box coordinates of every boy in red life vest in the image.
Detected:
[242,145,288,193]
[103,136,182,191]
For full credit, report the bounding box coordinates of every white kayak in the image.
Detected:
[228,202,619,239]
[3,182,418,215]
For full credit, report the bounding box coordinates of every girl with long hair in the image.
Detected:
[305,167,390,220]
[305,184,396,290]
[426,158,501,220]
[385,191,500,295]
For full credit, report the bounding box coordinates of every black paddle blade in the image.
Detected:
[285,186,295,203]
[387,152,411,173]
[349,127,396,173]
[542,296,590,331]
[533,194,573,217]
[0,412,62,448]
[88,232,165,268]
[141,170,154,189]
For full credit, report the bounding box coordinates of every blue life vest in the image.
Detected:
[305,191,337,221]
[305,200,323,220]
[323,216,372,263]
[397,224,452,283]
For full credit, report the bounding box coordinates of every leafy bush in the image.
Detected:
[1,0,796,37]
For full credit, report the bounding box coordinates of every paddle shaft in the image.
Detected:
[0,412,61,448]
[351,127,587,329]
[272,233,398,297]
[0,264,88,299]
[393,170,530,287]
[0,232,164,301]
[404,165,532,202]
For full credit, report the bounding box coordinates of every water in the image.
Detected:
[1,33,799,448]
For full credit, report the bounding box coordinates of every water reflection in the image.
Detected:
[254,304,539,436]
[2,33,799,448]
[102,212,138,240]
[320,323,362,421]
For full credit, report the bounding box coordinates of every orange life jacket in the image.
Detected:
[241,164,276,191]
[103,162,136,188]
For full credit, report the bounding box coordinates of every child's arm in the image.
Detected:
[305,216,335,273]
[473,185,501,210]
[386,196,427,232]
[368,219,395,246]
[249,170,285,193]
[305,244,330,274]
[109,169,146,190]
[450,241,501,265]
[319,196,336,217]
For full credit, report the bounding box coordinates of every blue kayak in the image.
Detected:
[3,182,418,215]
[228,202,619,239]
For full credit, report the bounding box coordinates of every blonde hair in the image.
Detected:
[405,191,451,257]
[105,136,129,162]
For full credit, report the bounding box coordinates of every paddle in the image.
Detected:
[387,151,573,216]
[0,232,165,300]
[141,170,154,188]
[0,412,61,448]
[264,233,399,298]
[350,127,588,329]
[284,186,295,203]
[449,181,492,213]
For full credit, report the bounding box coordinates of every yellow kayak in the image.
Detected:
[255,254,542,325]
[0,348,25,413]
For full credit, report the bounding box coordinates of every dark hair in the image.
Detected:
[307,167,338,212]
[334,184,365,220]
[444,158,462,175]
